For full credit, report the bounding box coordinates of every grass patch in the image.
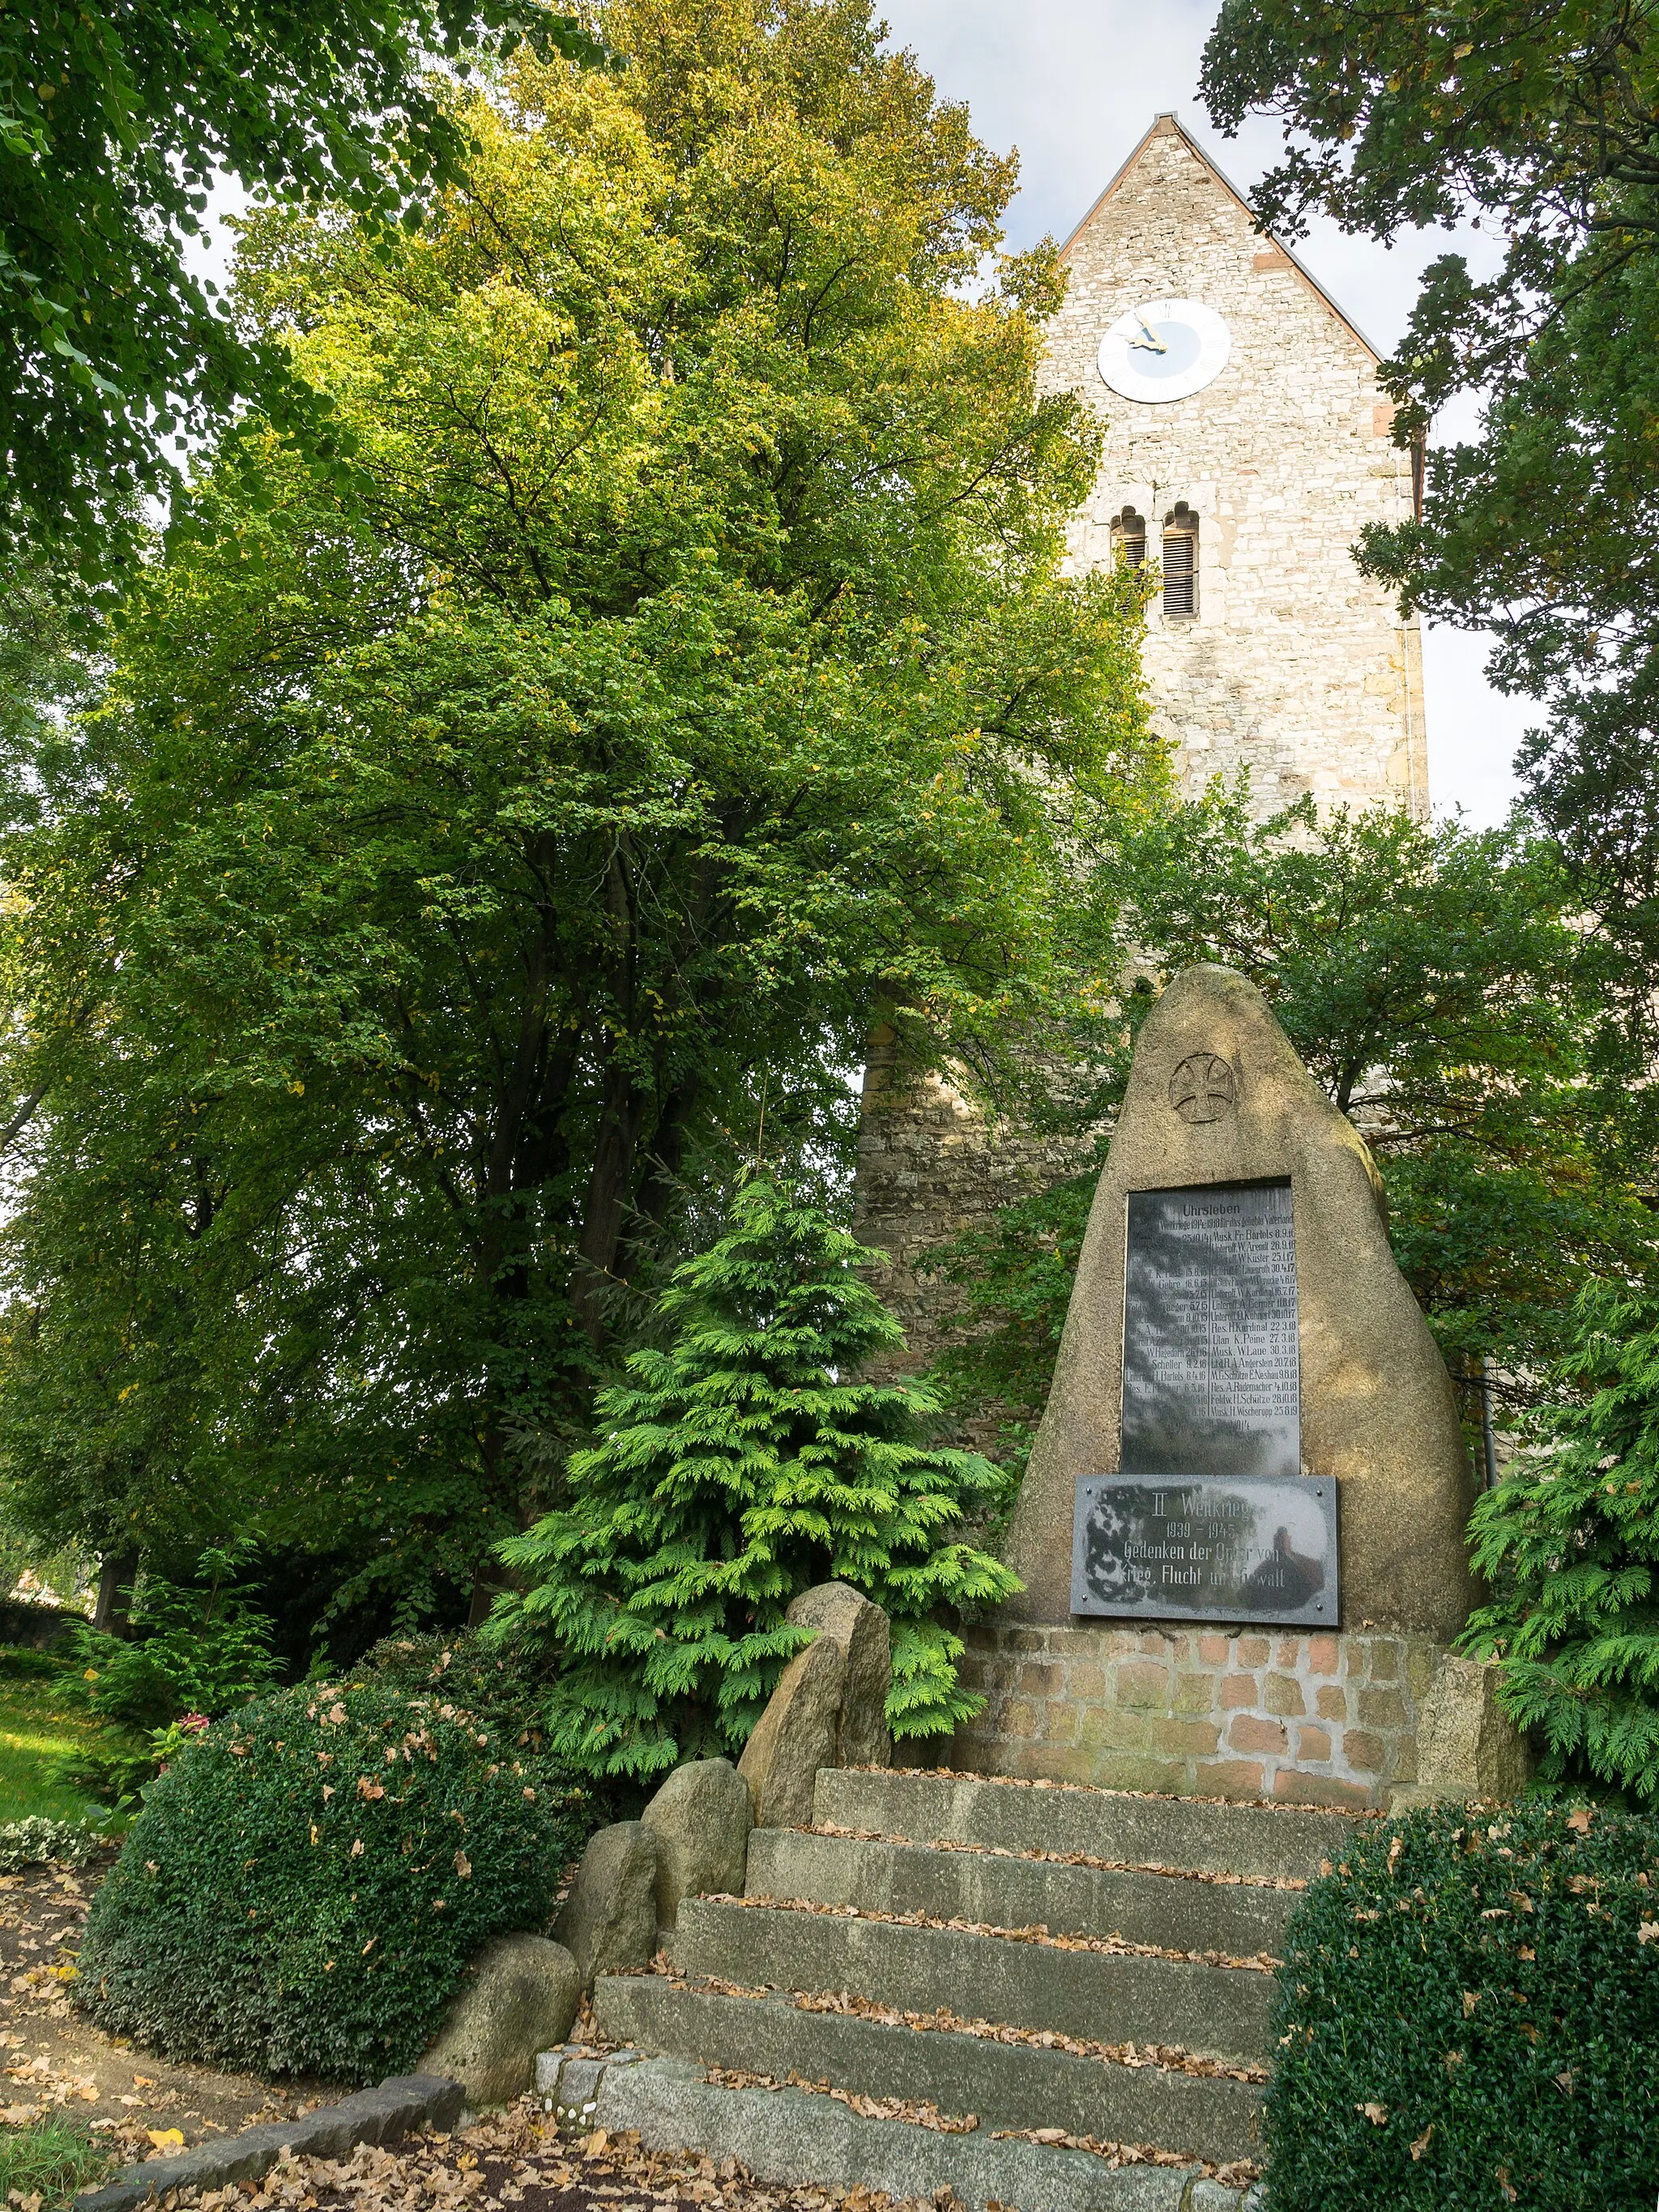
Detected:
[0,2115,113,2206]
[0,1654,141,1825]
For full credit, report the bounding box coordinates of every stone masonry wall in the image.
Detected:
[1045,114,1429,820]
[850,1028,1096,1383]
[948,1621,1438,1813]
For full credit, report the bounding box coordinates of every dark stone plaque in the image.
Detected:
[1070,1472,1337,1625]
[1120,1181,1299,1480]
[1067,1176,1334,1625]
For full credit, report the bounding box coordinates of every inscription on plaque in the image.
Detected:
[1070,1176,1337,1625]
[1070,1472,1337,1625]
[1120,1181,1299,1480]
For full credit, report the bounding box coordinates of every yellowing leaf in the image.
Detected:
[147,2129,185,2150]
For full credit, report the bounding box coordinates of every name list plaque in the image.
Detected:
[1070,1178,1339,1626]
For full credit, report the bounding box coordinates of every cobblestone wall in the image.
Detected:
[948,1620,1439,1812]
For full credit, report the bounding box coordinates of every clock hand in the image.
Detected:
[1128,313,1167,354]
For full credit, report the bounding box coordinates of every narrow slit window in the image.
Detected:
[1162,503,1198,618]
[1111,506,1146,569]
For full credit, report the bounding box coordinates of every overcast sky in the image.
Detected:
[878,0,1532,828]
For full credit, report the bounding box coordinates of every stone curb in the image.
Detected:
[543,2048,1264,2212]
[75,2073,466,2210]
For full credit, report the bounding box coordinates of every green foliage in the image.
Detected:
[0,1,1155,1608]
[76,1676,591,2082]
[1265,1800,1659,2212]
[68,1544,279,1730]
[0,2116,112,2209]
[2,0,600,588]
[0,1815,102,1873]
[1200,2,1659,1044]
[495,1176,1020,1778]
[930,792,1654,1441]
[1463,1285,1659,1801]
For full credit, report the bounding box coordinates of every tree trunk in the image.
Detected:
[92,1550,139,1637]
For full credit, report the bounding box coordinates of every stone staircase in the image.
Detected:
[576,1766,1362,2212]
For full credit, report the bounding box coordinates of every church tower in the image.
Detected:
[851,114,1431,1373]
[1051,112,1427,815]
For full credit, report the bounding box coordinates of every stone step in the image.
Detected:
[817,1767,1358,1883]
[747,1827,1297,1958]
[592,1975,1265,2167]
[574,2049,1261,2212]
[671,1898,1276,2065]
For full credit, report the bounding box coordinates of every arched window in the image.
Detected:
[1162,502,1198,618]
[1110,506,1146,570]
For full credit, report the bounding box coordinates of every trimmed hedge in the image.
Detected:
[75,1676,591,2084]
[1266,1800,1659,2210]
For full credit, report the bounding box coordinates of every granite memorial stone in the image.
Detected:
[1002,964,1479,1639]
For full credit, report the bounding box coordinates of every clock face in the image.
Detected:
[1098,297,1231,404]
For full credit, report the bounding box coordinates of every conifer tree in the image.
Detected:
[495,1176,1019,1779]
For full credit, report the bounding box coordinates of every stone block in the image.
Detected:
[1005,1698,1040,1739]
[642,1757,753,1928]
[1235,1635,1270,1668]
[1316,1684,1346,1722]
[1343,1729,1386,1774]
[739,1636,846,1828]
[1390,1653,1532,1810]
[1273,1638,1301,1669]
[1193,1758,1265,1800]
[1220,1673,1259,1710]
[1198,1633,1231,1666]
[1357,1685,1407,1732]
[1263,1672,1305,1718]
[1080,1704,1151,1753]
[1228,1714,1287,1757]
[420,1936,580,2107]
[1152,1717,1220,1756]
[1018,1661,1063,1696]
[786,1582,893,1770]
[1175,1671,1217,1715]
[1115,1660,1171,1707]
[1369,1638,1402,1683]
[552,1821,658,1988]
[1068,1663,1106,1700]
[1306,1636,1340,1676]
[1296,1724,1332,1762]
[1273,1769,1374,1810]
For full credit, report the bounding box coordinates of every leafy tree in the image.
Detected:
[493,1176,1019,1778]
[0,2,1155,1615]
[1200,1,1659,1032]
[1463,1283,1659,1801]
[929,789,1656,1445]
[2,0,600,588]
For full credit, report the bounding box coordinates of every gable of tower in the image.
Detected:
[1039,115,1427,821]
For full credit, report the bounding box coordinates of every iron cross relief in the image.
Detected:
[1167,1053,1238,1124]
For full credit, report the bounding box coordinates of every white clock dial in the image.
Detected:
[1097,297,1231,404]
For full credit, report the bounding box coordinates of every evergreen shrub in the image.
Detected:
[75,1676,591,2083]
[1462,1283,1659,1799]
[497,1176,1021,1779]
[1266,1800,1659,2211]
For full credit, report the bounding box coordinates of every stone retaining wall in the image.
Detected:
[949,1621,1440,1811]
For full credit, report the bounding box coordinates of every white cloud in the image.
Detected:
[880,0,1532,826]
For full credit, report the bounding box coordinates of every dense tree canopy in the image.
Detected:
[0,0,1157,1622]
[1201,2,1659,1018]
[1,0,599,587]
